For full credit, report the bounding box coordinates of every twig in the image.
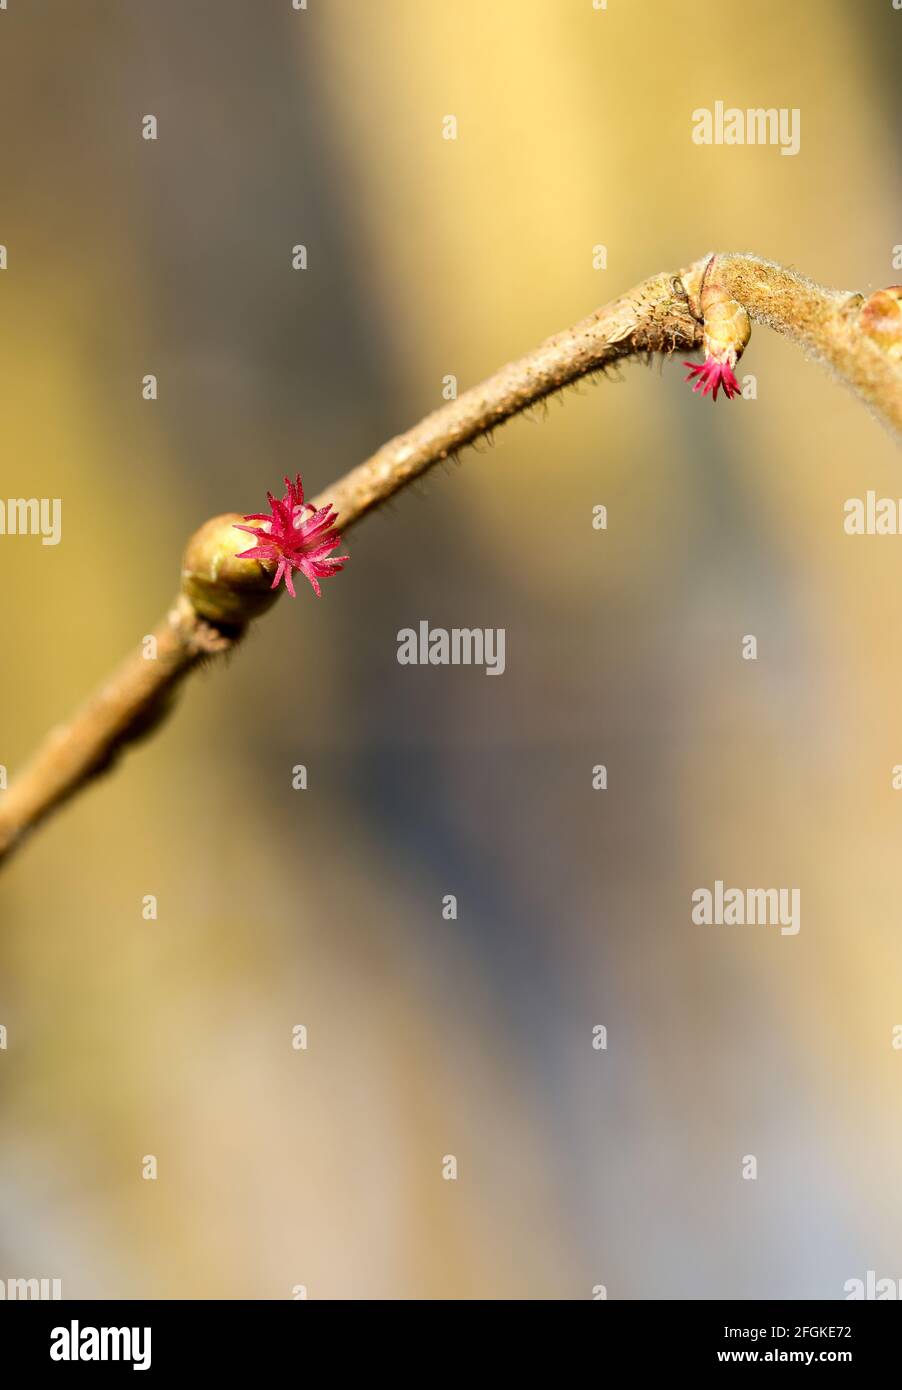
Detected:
[1,254,899,865]
[682,253,902,431]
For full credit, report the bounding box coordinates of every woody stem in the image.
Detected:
[2,252,900,866]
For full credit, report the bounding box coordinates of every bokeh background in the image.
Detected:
[1,0,900,1299]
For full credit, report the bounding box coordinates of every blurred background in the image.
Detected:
[0,0,900,1299]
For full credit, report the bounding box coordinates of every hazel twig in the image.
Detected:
[1,254,899,866]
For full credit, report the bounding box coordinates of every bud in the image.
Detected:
[860,286,902,360]
[682,265,751,402]
[181,513,280,625]
[699,286,751,369]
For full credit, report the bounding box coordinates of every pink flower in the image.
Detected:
[234,474,348,597]
[683,356,741,402]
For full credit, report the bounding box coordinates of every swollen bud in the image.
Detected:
[699,283,751,369]
[682,262,752,402]
[859,286,902,360]
[181,513,280,625]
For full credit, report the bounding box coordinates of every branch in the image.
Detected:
[1,254,899,865]
[682,253,902,430]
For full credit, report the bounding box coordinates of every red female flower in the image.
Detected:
[683,356,742,402]
[234,474,348,597]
